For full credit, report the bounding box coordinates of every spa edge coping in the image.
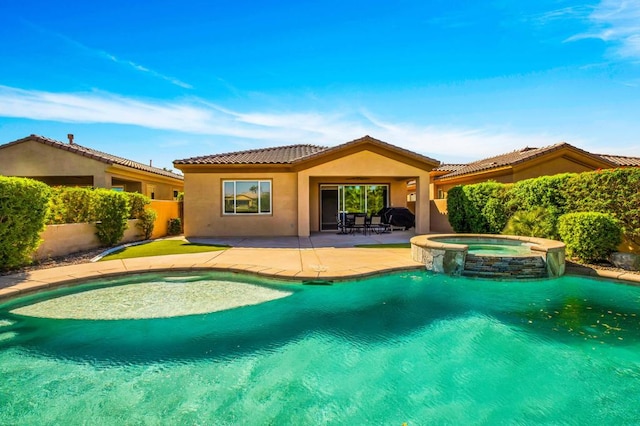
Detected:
[410,233,566,254]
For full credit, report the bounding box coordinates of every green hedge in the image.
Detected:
[447,181,509,234]
[47,186,96,224]
[93,189,131,246]
[558,212,622,262]
[126,192,150,219]
[446,168,640,258]
[563,168,640,247]
[136,208,157,239]
[0,176,52,270]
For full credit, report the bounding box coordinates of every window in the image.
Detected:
[223,180,271,214]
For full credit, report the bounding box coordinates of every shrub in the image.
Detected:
[47,186,95,224]
[0,177,51,270]
[93,189,130,246]
[126,192,151,219]
[503,207,555,238]
[563,168,640,247]
[136,208,157,239]
[168,218,182,235]
[447,186,469,233]
[447,181,509,233]
[557,212,622,262]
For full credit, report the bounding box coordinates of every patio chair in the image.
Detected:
[350,214,367,235]
[368,215,391,234]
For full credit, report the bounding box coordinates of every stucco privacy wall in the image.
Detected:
[149,200,182,239]
[300,150,431,235]
[34,220,141,261]
[183,172,298,237]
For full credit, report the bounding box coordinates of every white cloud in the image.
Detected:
[0,85,563,162]
[566,0,640,59]
[21,19,193,89]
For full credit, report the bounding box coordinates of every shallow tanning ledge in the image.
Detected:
[410,234,566,279]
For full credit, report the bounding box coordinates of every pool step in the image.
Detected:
[462,254,547,279]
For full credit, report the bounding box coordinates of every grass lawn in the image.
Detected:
[100,239,230,261]
[354,243,411,249]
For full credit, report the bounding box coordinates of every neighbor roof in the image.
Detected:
[174,135,440,167]
[2,135,183,180]
[596,154,640,167]
[435,142,617,180]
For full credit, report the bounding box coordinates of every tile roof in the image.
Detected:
[596,154,640,167]
[2,135,183,180]
[433,164,467,172]
[174,144,328,165]
[435,142,616,180]
[174,135,440,167]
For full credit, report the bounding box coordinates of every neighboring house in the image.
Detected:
[0,134,184,200]
[173,135,440,237]
[415,142,640,232]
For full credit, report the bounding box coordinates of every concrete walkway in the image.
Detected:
[0,231,423,301]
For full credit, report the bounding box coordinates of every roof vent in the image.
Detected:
[67,133,74,144]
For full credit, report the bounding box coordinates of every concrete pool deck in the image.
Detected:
[0,231,424,300]
[1,230,639,301]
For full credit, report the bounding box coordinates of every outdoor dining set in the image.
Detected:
[336,212,392,235]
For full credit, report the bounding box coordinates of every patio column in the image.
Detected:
[414,173,430,234]
[297,173,310,237]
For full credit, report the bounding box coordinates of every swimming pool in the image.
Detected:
[1,270,640,423]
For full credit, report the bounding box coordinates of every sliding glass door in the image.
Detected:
[320,184,389,231]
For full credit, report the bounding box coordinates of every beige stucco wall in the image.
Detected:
[183,172,298,237]
[430,199,454,233]
[512,156,594,181]
[0,140,110,185]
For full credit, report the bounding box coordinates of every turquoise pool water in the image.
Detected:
[2,271,640,424]
[433,237,533,256]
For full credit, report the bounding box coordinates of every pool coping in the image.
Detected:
[0,246,425,301]
[1,244,639,302]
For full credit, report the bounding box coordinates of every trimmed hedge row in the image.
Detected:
[447,168,640,262]
[0,176,52,270]
[47,188,150,224]
[1,183,156,269]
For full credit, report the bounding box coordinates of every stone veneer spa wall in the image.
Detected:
[411,234,566,279]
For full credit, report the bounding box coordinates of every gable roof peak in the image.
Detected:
[2,134,184,180]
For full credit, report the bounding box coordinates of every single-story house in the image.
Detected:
[173,135,440,237]
[0,134,184,200]
[408,142,640,232]
[430,142,639,200]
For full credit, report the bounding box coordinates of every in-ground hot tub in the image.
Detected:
[410,234,566,279]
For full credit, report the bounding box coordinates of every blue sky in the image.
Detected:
[1,0,639,172]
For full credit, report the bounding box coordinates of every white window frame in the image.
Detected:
[223,180,272,215]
